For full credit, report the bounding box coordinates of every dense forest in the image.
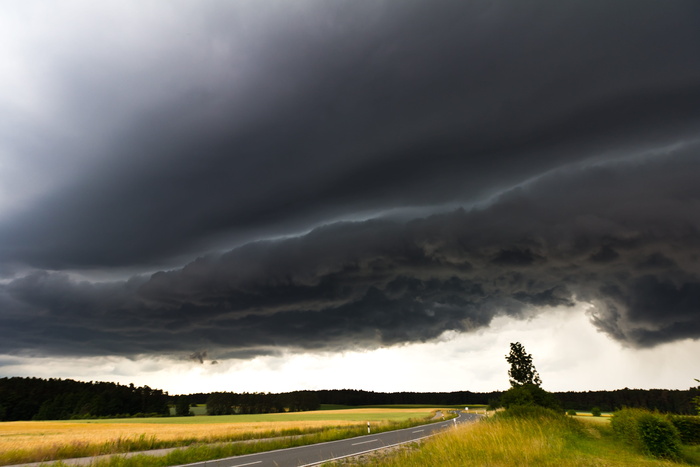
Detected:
[184,389,501,408]
[306,388,699,414]
[1,377,698,421]
[190,387,700,415]
[0,377,169,421]
[555,387,700,414]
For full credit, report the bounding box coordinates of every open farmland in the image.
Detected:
[0,407,446,465]
[70,407,439,424]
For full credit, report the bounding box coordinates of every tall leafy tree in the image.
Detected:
[506,342,542,387]
[500,342,559,410]
[175,396,192,416]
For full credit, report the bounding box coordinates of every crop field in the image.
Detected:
[70,407,441,425]
[0,407,444,465]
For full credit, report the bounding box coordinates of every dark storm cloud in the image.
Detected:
[1,1,700,360]
[1,149,700,358]
[1,0,700,269]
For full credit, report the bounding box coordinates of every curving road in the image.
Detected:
[175,411,481,467]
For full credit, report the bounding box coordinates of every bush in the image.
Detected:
[612,408,681,459]
[668,415,700,445]
[566,409,577,416]
[612,408,649,447]
[637,412,681,458]
[486,398,502,411]
[499,384,561,411]
[591,407,602,417]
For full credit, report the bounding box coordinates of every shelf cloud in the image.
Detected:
[0,0,699,365]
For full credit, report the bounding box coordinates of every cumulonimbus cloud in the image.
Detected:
[1,147,699,359]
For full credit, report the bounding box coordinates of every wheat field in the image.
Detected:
[0,408,439,464]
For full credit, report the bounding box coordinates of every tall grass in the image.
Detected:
[337,407,698,466]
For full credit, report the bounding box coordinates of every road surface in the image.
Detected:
[175,411,481,467]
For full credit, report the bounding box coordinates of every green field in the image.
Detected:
[74,407,442,425]
[174,403,480,416]
[328,404,484,410]
[319,404,483,410]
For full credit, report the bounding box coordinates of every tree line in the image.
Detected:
[186,387,700,414]
[556,388,698,414]
[0,377,170,421]
[182,389,501,408]
[203,391,320,415]
[1,375,697,421]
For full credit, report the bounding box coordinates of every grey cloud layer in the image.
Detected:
[2,149,699,358]
[1,1,699,359]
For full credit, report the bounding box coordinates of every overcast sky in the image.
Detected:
[1,0,699,395]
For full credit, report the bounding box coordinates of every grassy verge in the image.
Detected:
[327,409,700,466]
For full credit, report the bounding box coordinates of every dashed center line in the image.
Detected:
[230,461,262,467]
[412,429,425,433]
[352,438,380,446]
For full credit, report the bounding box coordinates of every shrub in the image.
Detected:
[612,408,681,459]
[486,398,502,411]
[499,383,561,411]
[668,415,700,445]
[566,409,577,416]
[591,407,602,417]
[637,412,681,458]
[612,408,644,447]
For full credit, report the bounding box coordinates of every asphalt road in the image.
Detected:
[175,411,481,467]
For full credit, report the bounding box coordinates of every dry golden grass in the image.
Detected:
[0,408,441,463]
[0,419,356,455]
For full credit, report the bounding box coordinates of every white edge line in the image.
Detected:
[297,434,436,467]
[229,462,263,467]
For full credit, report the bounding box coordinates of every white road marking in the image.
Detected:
[351,439,380,446]
[412,429,425,433]
[230,461,262,467]
[298,434,437,467]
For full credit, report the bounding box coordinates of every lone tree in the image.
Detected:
[500,342,559,410]
[506,342,542,387]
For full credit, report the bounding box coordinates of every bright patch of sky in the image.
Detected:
[2,302,697,395]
